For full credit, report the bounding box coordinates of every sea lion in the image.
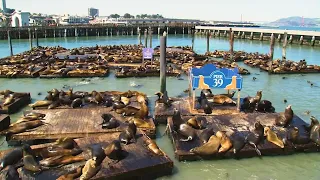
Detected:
[199,127,215,143]
[219,91,236,98]
[119,121,137,145]
[80,157,102,180]
[304,116,319,132]
[38,147,82,159]
[230,133,246,155]
[29,100,53,108]
[23,111,46,120]
[3,94,14,106]
[112,101,126,110]
[212,95,236,105]
[88,144,106,165]
[245,121,264,156]
[154,91,172,107]
[201,89,213,97]
[49,88,60,99]
[116,106,139,116]
[287,127,311,145]
[45,92,54,101]
[134,101,149,119]
[0,148,23,171]
[71,98,83,108]
[242,91,262,111]
[120,96,130,106]
[48,100,60,109]
[102,117,119,129]
[40,155,85,167]
[92,91,104,104]
[0,90,13,97]
[264,127,284,148]
[22,145,42,172]
[137,94,147,104]
[52,138,77,150]
[255,100,275,113]
[309,116,320,146]
[190,135,221,156]
[178,123,196,142]
[2,120,46,136]
[145,139,163,156]
[103,140,123,160]
[216,131,233,153]
[57,166,83,180]
[275,105,294,127]
[172,108,183,132]
[3,165,20,180]
[127,117,152,128]
[186,116,206,129]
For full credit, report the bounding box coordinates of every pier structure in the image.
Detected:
[0,24,194,40]
[195,26,320,46]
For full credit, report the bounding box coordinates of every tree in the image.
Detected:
[110,14,120,18]
[123,13,132,19]
[136,15,141,19]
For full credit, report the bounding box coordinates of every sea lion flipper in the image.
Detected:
[249,142,261,156]
[179,136,192,142]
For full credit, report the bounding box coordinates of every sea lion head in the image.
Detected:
[310,116,319,125]
[257,90,262,96]
[263,127,271,136]
[254,121,263,130]
[293,127,299,133]
[286,104,292,110]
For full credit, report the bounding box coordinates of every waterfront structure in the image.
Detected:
[11,10,29,27]
[59,14,90,25]
[203,20,260,27]
[88,8,99,18]
[90,17,202,25]
[1,0,7,13]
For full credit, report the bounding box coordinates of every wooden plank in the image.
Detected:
[0,93,31,114]
[0,131,173,180]
[9,108,156,143]
[167,113,319,161]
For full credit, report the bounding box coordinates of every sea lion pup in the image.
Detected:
[190,135,221,156]
[103,140,123,161]
[3,94,14,106]
[80,157,102,180]
[178,123,196,142]
[255,100,275,113]
[287,127,311,145]
[22,145,42,172]
[245,121,264,156]
[216,131,233,153]
[275,105,294,127]
[264,127,285,149]
[199,127,215,143]
[0,148,23,171]
[145,139,164,156]
[57,166,83,180]
[230,133,246,155]
[40,155,85,167]
[119,121,137,145]
[29,100,53,109]
[2,165,20,180]
[186,116,206,130]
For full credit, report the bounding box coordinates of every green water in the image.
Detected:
[0,35,320,180]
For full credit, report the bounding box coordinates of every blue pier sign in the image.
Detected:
[190,64,243,90]
[142,48,154,59]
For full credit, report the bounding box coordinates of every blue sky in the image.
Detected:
[4,0,319,22]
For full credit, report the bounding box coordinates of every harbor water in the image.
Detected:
[0,34,320,180]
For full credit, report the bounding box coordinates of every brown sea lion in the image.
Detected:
[275,105,294,127]
[2,165,20,180]
[23,111,46,120]
[136,94,147,104]
[212,95,236,105]
[145,139,163,156]
[219,91,236,98]
[120,96,130,105]
[88,144,106,165]
[287,127,311,145]
[103,140,123,160]
[71,98,83,108]
[3,94,14,106]
[186,116,206,129]
[38,147,82,159]
[230,133,246,155]
[80,157,102,180]
[116,106,139,116]
[127,117,152,128]
[40,155,85,167]
[101,117,119,129]
[134,101,149,119]
[22,145,42,172]
[172,108,183,132]
[2,120,47,136]
[0,90,13,97]
[264,127,284,148]
[199,127,215,143]
[29,100,53,108]
[119,121,137,145]
[216,131,233,153]
[245,121,264,156]
[51,138,77,150]
[0,148,23,171]
[190,135,221,156]
[57,166,83,180]
[309,116,320,146]
[48,100,61,109]
[121,90,133,98]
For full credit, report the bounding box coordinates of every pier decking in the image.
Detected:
[8,108,156,144]
[0,131,174,180]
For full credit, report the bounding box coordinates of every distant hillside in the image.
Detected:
[268,16,320,27]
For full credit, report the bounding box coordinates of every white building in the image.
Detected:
[59,14,90,25]
[11,10,30,27]
[90,17,201,25]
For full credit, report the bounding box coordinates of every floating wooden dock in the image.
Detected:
[167,113,318,161]
[115,70,181,78]
[0,131,174,180]
[0,93,31,114]
[154,97,239,124]
[7,108,156,144]
[0,115,10,131]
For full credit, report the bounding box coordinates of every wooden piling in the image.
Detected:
[217,30,220,37]
[7,30,13,56]
[86,29,88,36]
[299,36,304,45]
[229,28,234,56]
[191,29,195,51]
[289,35,293,44]
[158,27,160,35]
[259,32,263,41]
[167,27,169,34]
[269,33,275,73]
[206,31,210,53]
[224,30,227,37]
[250,32,253,40]
[237,31,241,38]
[277,34,281,42]
[160,34,167,94]
[144,29,148,48]
[241,31,245,39]
[35,28,39,47]
[138,29,142,45]
[149,27,152,48]
[282,32,288,60]
[53,29,56,38]
[28,28,33,50]
[311,36,316,46]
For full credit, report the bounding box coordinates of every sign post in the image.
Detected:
[142,48,154,67]
[189,64,243,111]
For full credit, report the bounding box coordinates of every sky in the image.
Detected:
[4,0,320,22]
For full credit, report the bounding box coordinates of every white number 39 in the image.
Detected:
[214,79,223,87]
